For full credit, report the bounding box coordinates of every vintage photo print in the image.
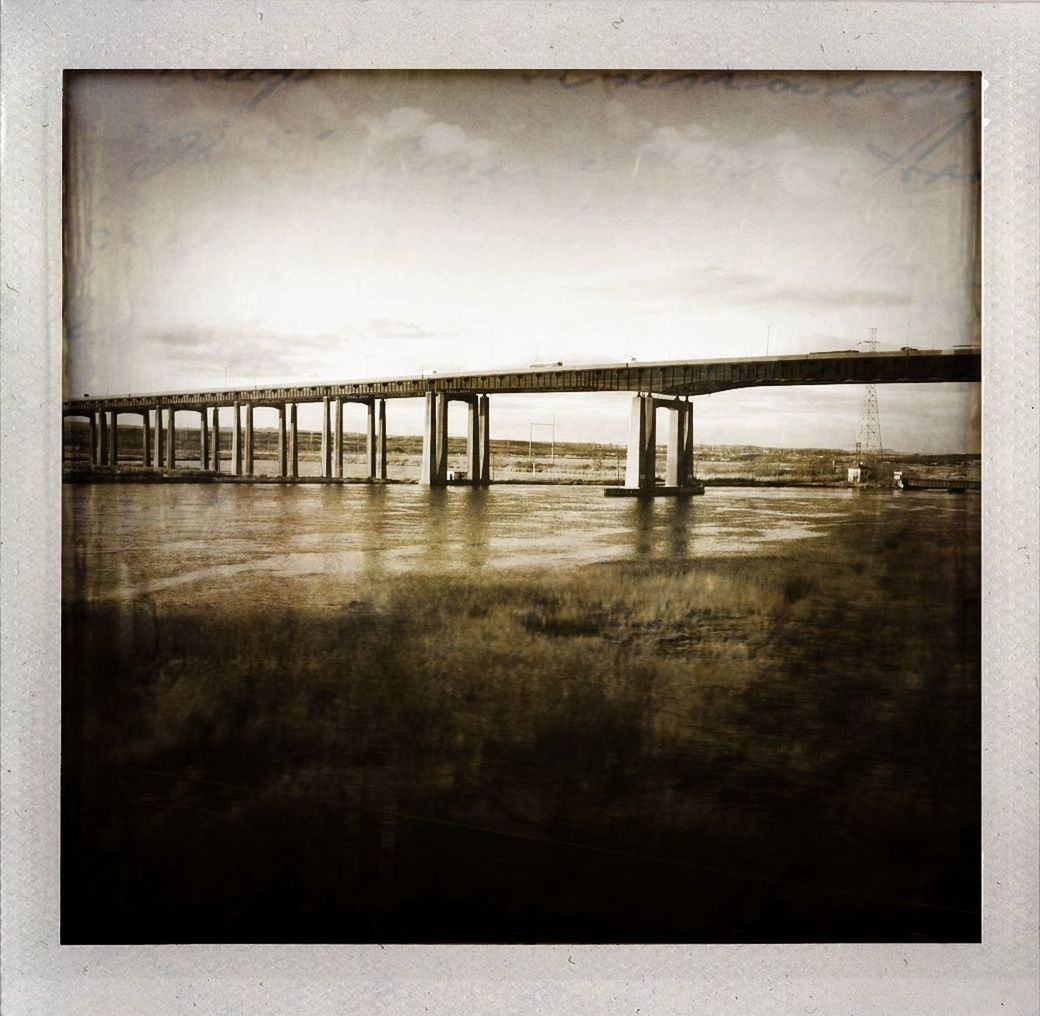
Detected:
[61,69,982,945]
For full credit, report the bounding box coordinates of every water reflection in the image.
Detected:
[63,483,979,606]
[359,484,390,580]
[632,500,656,559]
[461,488,492,571]
[668,497,696,561]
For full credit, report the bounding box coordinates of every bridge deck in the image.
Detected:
[63,348,981,415]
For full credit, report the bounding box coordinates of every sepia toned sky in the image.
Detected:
[65,70,980,451]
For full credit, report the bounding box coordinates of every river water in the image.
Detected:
[62,483,978,605]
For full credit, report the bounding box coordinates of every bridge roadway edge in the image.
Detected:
[61,349,981,417]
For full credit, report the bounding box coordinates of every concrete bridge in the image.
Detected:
[62,347,981,491]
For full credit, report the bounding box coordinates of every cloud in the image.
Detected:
[142,328,335,378]
[356,106,499,175]
[636,125,869,196]
[740,284,913,309]
[639,125,763,181]
[562,259,771,295]
[365,317,441,341]
[603,98,650,139]
[561,260,910,312]
[137,316,446,384]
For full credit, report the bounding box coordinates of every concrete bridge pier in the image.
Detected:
[478,395,490,485]
[420,392,438,486]
[211,408,221,472]
[625,394,656,489]
[466,397,480,485]
[108,410,119,467]
[681,399,694,484]
[277,404,288,477]
[420,392,490,486]
[166,409,176,468]
[104,412,113,466]
[288,402,299,479]
[333,397,343,478]
[376,399,387,480]
[199,409,209,470]
[623,394,698,493]
[434,392,449,483]
[320,396,332,478]
[98,411,108,467]
[140,410,151,467]
[153,408,163,470]
[88,412,99,467]
[666,400,690,488]
[244,403,254,476]
[366,400,377,479]
[232,401,242,476]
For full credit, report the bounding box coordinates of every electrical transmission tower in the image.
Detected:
[859,327,884,463]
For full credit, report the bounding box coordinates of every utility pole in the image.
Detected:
[529,420,556,475]
[859,327,884,466]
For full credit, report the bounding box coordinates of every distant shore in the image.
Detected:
[61,466,870,490]
[61,429,980,490]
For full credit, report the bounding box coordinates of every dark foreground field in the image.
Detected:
[62,505,980,943]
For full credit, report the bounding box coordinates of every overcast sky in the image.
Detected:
[65,70,980,451]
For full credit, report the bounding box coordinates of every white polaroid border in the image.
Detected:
[2,2,1037,1013]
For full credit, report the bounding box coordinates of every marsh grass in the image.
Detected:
[62,511,979,943]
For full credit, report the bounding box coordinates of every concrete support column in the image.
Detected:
[683,400,695,483]
[99,412,109,466]
[153,408,163,469]
[624,395,646,488]
[166,409,176,468]
[420,391,437,486]
[288,402,299,479]
[109,411,119,467]
[366,400,377,479]
[141,411,151,466]
[376,399,387,480]
[624,394,657,489]
[232,400,242,476]
[478,395,490,486]
[434,392,449,484]
[88,413,99,467]
[666,405,685,488]
[100,411,110,466]
[245,403,254,476]
[199,409,209,469]
[333,397,343,478]
[644,394,657,487]
[320,396,331,478]
[212,408,221,472]
[466,398,480,485]
[278,404,287,477]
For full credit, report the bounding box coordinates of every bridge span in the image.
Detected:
[62,347,980,491]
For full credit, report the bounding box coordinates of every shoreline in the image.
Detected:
[61,467,880,490]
